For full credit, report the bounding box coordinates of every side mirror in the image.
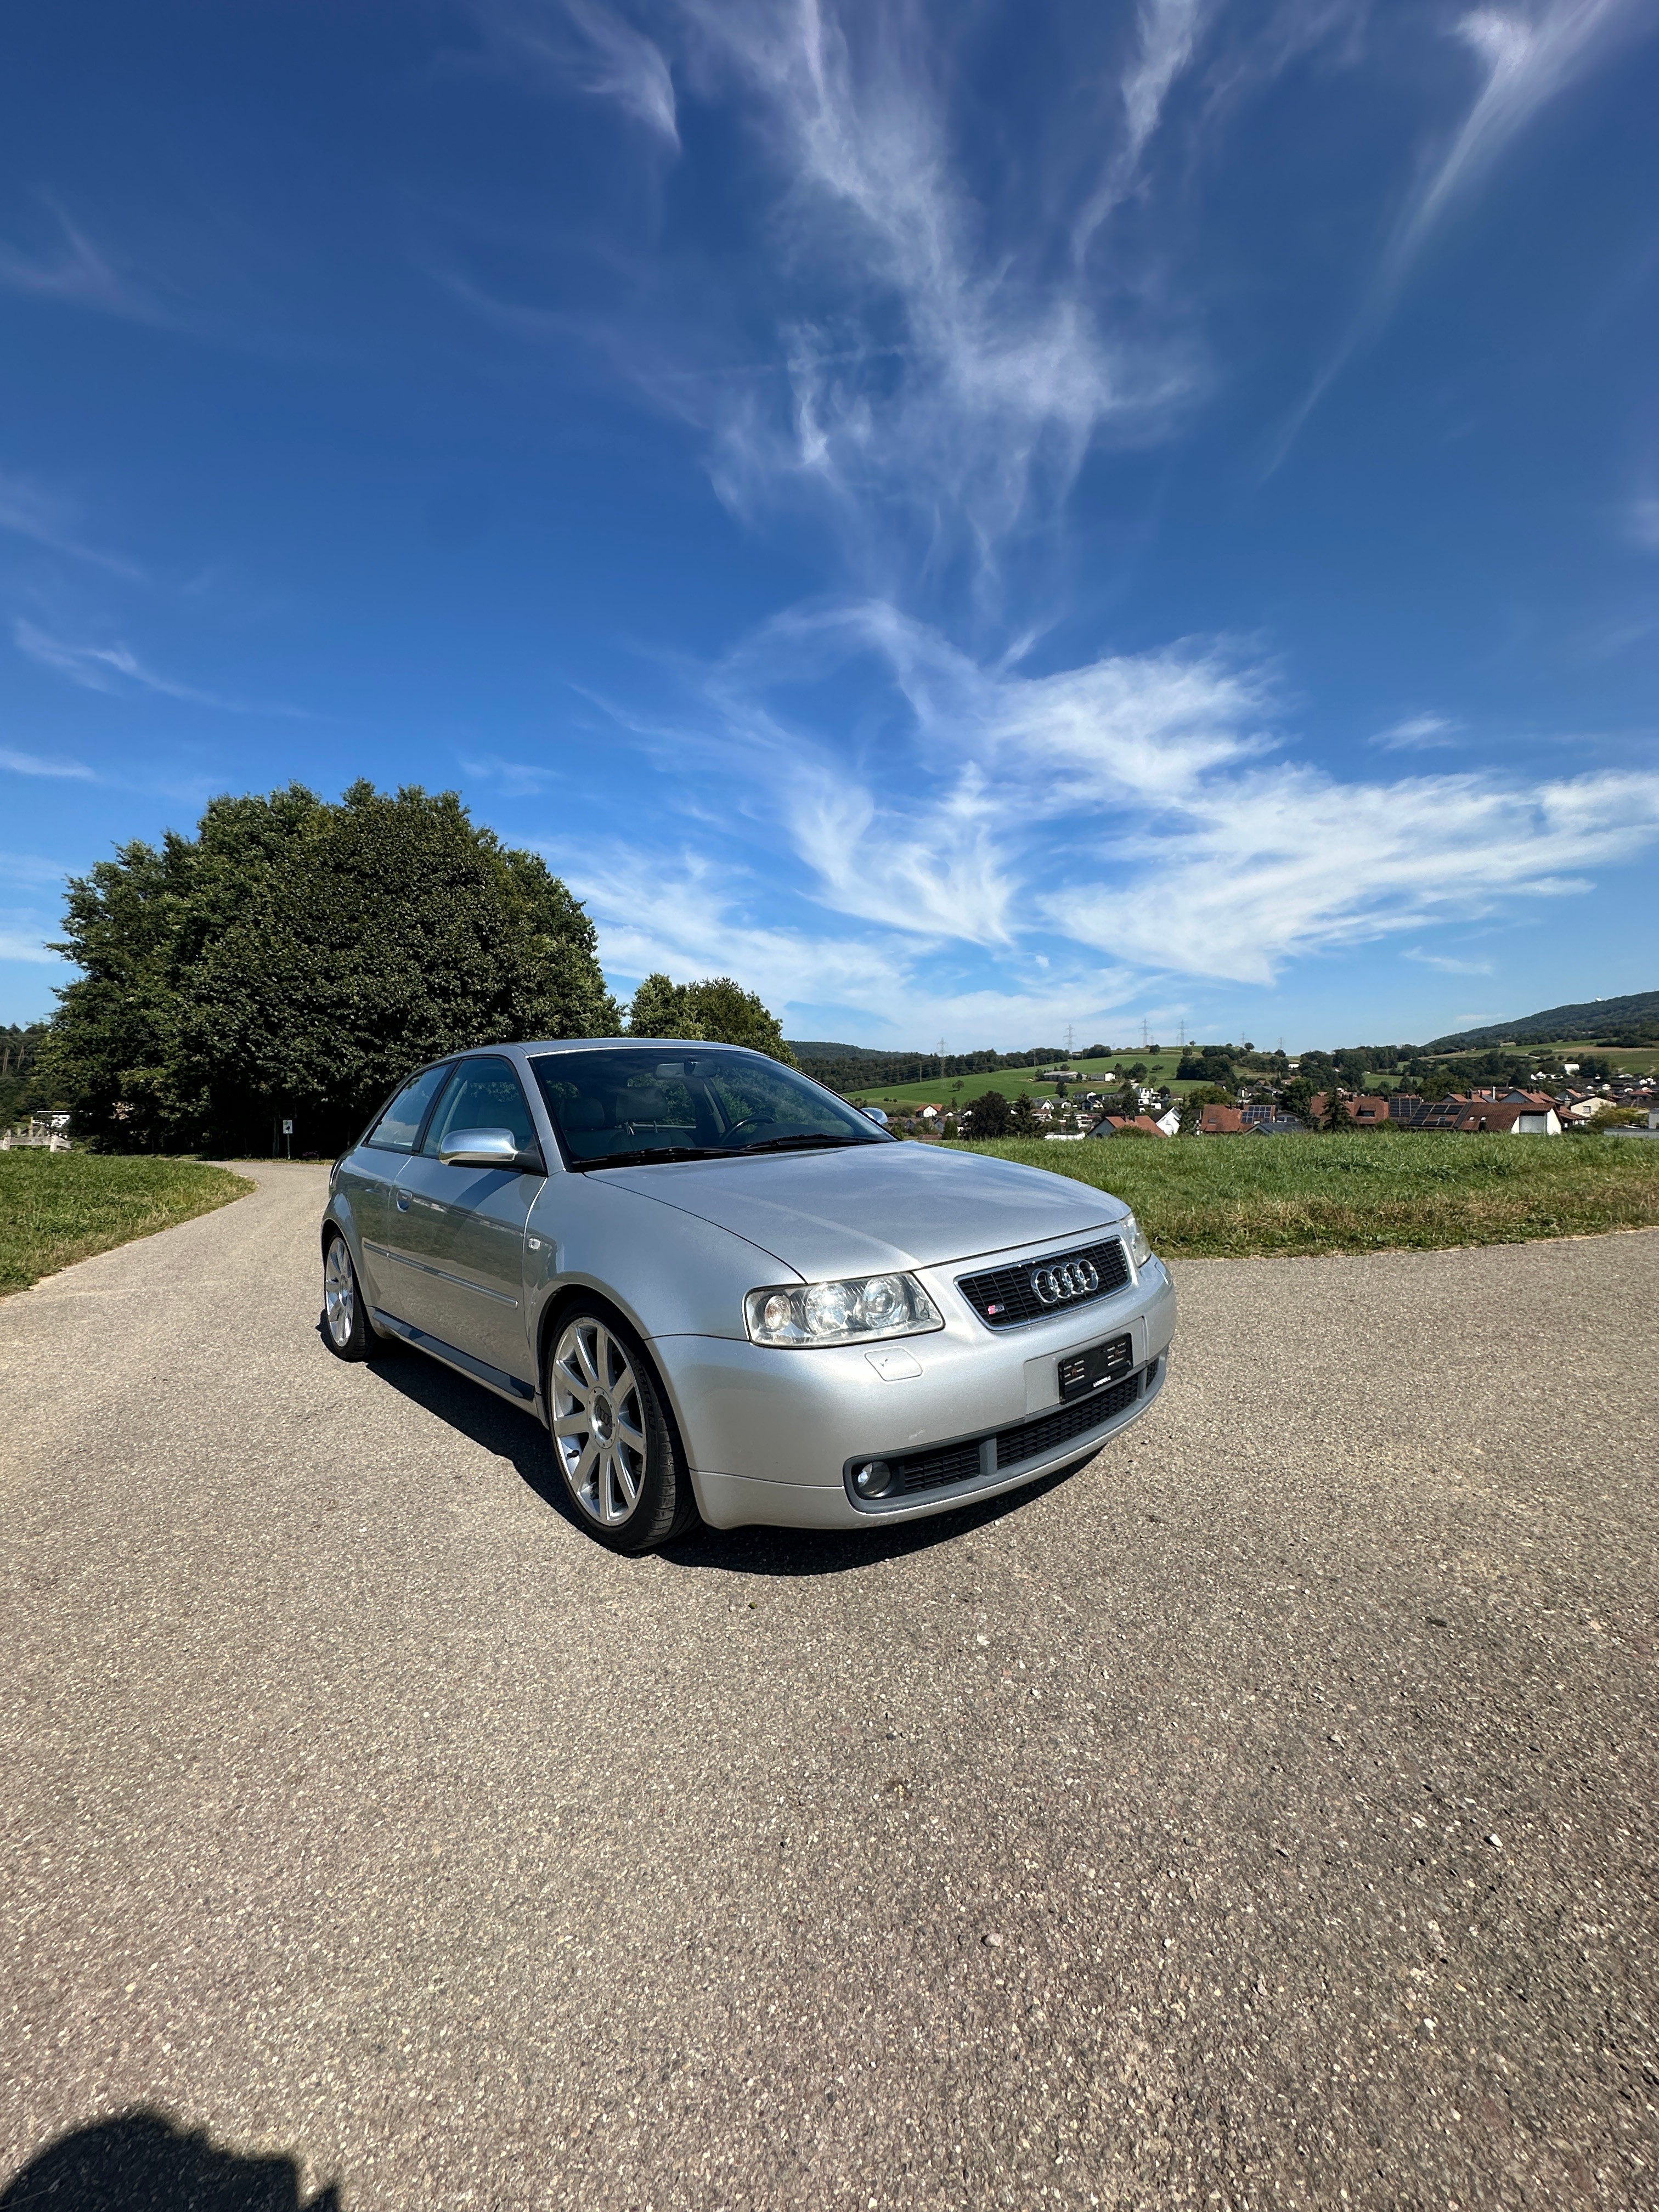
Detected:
[437,1127,546,1175]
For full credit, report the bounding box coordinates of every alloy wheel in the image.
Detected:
[324,1238,356,1348]
[550,1317,649,1527]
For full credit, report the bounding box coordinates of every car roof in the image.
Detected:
[498,1037,773,1058]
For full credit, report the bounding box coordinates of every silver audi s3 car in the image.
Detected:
[320,1041,1176,1552]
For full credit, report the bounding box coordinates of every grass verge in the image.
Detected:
[946,1129,1659,1259]
[0,1151,252,1294]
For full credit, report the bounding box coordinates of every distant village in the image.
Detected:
[878,1060,1659,1142]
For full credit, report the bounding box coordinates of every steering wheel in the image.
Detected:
[719,1113,775,1144]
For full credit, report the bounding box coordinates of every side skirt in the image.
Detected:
[371,1308,538,1408]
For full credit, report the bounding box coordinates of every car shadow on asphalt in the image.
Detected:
[0,2110,340,2211]
[343,1322,1085,1578]
[342,1324,592,1542]
[659,1460,1088,1578]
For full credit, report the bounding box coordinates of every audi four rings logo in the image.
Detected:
[1031,1258,1100,1305]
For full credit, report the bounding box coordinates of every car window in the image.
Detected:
[422,1056,539,1157]
[364,1063,451,1154]
[529,1047,888,1166]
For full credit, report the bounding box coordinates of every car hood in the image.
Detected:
[597,1142,1123,1279]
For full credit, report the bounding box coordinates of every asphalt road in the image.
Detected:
[3,1164,1657,2211]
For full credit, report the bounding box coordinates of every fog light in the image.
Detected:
[853,1459,892,1498]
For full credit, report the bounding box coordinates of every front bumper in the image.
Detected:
[651,1255,1176,1531]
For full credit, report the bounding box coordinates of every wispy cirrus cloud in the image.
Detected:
[0,850,72,888]
[0,743,95,781]
[467,0,680,144]
[0,195,161,322]
[557,599,1659,1010]
[452,2,1201,583]
[1387,0,1645,297]
[0,854,72,968]
[555,836,1144,1041]
[14,618,307,717]
[680,0,1193,575]
[0,928,68,964]
[460,752,563,795]
[0,472,146,580]
[1073,0,1215,266]
[1372,712,1462,750]
[1271,0,1656,465]
[1406,947,1493,974]
[443,3,1659,1035]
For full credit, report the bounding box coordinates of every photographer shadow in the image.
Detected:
[0,2111,338,2211]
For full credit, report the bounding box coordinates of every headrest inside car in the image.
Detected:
[561,1097,605,1129]
[616,1087,665,1120]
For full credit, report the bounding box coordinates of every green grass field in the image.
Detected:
[0,1151,252,1294]
[844,1036,1659,1114]
[1470,1040,1659,1077]
[848,1056,1189,1110]
[944,1128,1659,1258]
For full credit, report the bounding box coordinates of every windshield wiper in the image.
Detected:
[569,1144,738,1172]
[733,1132,881,1155]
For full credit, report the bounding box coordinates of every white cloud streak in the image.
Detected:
[0,744,95,781]
[563,601,1659,1015]
[1405,947,1493,974]
[563,0,680,142]
[461,752,563,795]
[1372,712,1462,750]
[1389,0,1643,291]
[442,4,1659,1034]
[635,1,1194,574]
[0,929,68,964]
[1270,0,1653,466]
[472,0,680,143]
[0,472,145,580]
[1073,0,1213,266]
[0,198,160,321]
[14,619,306,716]
[557,838,1144,1042]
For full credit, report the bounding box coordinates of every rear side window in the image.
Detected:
[421,1057,539,1156]
[365,1063,450,1154]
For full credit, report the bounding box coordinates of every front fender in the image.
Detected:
[523,1174,789,1401]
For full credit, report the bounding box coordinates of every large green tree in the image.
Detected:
[41,782,621,1153]
[626,973,795,1064]
[968,1088,1012,1137]
[0,1021,50,1126]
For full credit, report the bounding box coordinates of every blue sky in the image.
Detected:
[3,0,1657,1051]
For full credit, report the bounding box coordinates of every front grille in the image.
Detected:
[956,1236,1129,1328]
[889,1437,985,1496]
[995,1371,1141,1468]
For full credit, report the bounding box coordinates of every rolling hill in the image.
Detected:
[1426,989,1659,1051]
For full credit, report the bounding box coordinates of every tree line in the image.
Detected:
[24,782,791,1154]
[789,1043,1118,1095]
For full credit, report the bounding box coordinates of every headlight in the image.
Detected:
[1122,1212,1154,1268]
[744,1272,944,1348]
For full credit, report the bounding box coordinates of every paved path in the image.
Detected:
[3,1164,1657,2211]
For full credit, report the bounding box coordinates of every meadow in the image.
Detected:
[0,1151,252,1294]
[846,1036,1659,1115]
[945,1128,1659,1259]
[847,1055,1189,1110]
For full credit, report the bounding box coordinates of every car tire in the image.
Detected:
[322,1231,388,1362]
[546,1307,698,1553]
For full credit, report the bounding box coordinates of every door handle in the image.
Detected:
[396,1192,411,1212]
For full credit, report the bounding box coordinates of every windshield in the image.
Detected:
[528,1048,890,1168]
